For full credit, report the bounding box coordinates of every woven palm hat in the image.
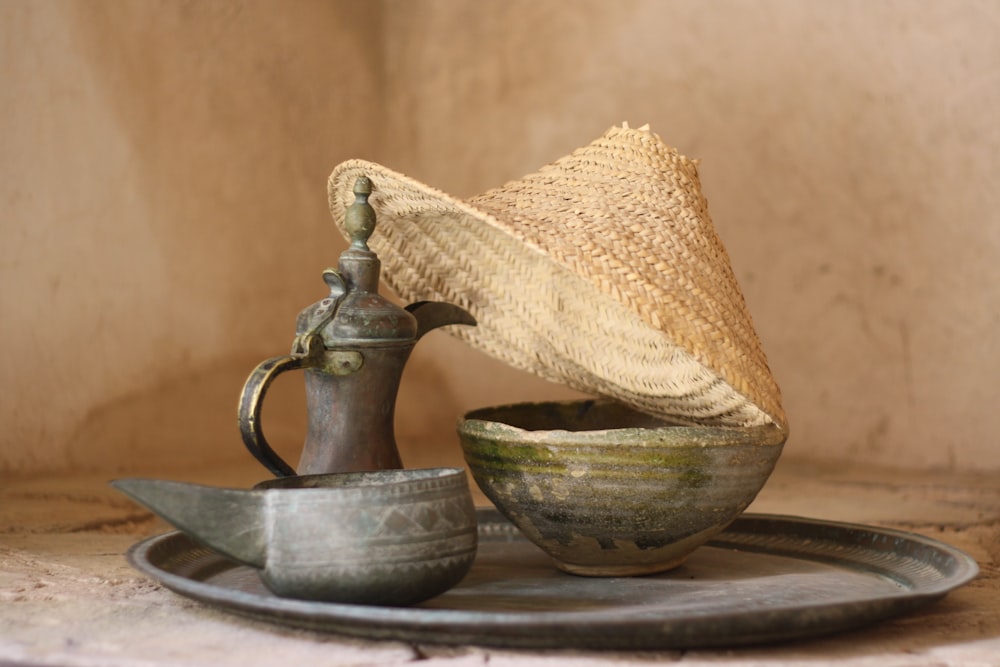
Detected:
[328,124,786,431]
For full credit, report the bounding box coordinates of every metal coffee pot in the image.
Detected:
[238,176,475,477]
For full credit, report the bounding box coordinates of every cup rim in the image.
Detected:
[253,467,468,493]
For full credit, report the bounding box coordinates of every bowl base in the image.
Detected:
[552,554,690,577]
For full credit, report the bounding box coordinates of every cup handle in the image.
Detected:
[238,337,322,477]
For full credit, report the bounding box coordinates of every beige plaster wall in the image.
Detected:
[2,0,998,475]
[382,0,1000,471]
[1,1,386,473]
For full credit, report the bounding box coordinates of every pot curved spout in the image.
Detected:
[111,478,267,568]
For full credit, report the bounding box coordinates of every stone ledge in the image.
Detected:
[1,458,998,666]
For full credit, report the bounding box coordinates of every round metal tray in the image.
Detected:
[127,509,978,649]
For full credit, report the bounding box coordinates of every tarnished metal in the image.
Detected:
[238,176,475,477]
[125,508,979,648]
[112,469,478,606]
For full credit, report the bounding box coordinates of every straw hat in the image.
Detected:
[328,124,786,430]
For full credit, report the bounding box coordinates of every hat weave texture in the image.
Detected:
[328,125,786,430]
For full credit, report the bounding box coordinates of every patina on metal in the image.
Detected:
[125,507,979,649]
[111,468,478,606]
[238,176,475,477]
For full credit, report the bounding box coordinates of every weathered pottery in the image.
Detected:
[111,468,478,605]
[457,399,786,576]
[238,176,475,477]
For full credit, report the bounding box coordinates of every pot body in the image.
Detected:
[298,341,413,474]
[257,468,478,604]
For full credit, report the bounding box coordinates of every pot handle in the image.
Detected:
[238,336,323,477]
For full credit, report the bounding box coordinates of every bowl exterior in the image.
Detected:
[262,469,478,604]
[459,403,786,576]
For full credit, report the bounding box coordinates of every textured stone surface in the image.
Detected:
[1,459,998,666]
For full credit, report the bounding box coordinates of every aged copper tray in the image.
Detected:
[126,509,978,649]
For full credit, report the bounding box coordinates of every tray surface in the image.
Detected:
[127,509,978,649]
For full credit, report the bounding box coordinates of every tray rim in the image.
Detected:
[125,510,979,649]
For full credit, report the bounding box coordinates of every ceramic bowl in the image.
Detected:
[457,400,786,576]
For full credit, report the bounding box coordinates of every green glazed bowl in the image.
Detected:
[457,399,786,576]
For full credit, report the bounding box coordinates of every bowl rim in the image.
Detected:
[457,399,787,448]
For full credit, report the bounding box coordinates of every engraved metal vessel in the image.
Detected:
[112,468,478,605]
